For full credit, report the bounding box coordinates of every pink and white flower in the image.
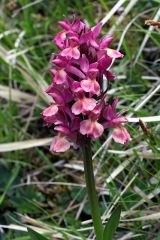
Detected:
[80,119,104,139]
[112,127,131,144]
[50,135,71,152]
[71,97,96,115]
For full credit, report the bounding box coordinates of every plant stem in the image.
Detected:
[81,137,103,240]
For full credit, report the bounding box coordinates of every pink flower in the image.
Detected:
[99,36,113,49]
[106,48,123,59]
[42,17,131,152]
[103,98,131,143]
[112,127,131,144]
[61,46,80,59]
[50,135,71,152]
[80,119,104,139]
[54,69,68,84]
[81,79,100,95]
[42,104,58,117]
[53,31,66,49]
[71,97,96,115]
[98,35,123,58]
[103,98,128,128]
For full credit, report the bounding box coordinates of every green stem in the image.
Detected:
[81,137,103,240]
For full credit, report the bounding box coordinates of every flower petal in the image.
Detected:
[80,54,89,73]
[66,65,85,78]
[99,36,113,49]
[50,135,71,152]
[42,104,58,117]
[81,79,100,95]
[105,70,115,81]
[107,48,124,58]
[53,31,66,49]
[88,67,99,78]
[58,20,70,30]
[112,127,131,144]
[80,119,92,135]
[71,47,80,59]
[61,47,80,59]
[71,100,83,115]
[80,119,104,139]
[55,69,67,84]
[47,87,64,105]
[81,79,92,92]
[98,55,112,70]
[112,116,128,124]
[91,22,102,39]
[82,97,97,111]
[92,121,104,139]
[72,81,82,93]
[90,39,99,48]
[54,126,70,135]
[52,55,67,68]
[92,80,100,95]
[103,105,115,121]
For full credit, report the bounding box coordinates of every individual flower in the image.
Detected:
[42,17,131,152]
[80,119,104,139]
[71,96,97,115]
[112,127,131,144]
[50,135,71,152]
[103,98,131,143]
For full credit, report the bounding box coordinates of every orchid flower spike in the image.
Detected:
[42,17,131,152]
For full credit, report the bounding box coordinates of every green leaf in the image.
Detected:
[0,165,19,205]
[153,0,160,3]
[27,228,48,240]
[103,206,121,240]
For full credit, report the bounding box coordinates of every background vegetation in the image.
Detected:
[0,0,160,239]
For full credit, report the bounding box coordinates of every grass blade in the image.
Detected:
[103,205,121,240]
[0,165,19,205]
[27,228,48,240]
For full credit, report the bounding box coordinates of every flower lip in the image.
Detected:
[50,135,71,152]
[61,46,80,59]
[42,104,58,117]
[80,119,104,139]
[54,69,68,84]
[80,79,100,95]
[112,127,131,144]
[53,31,67,49]
[71,97,97,115]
